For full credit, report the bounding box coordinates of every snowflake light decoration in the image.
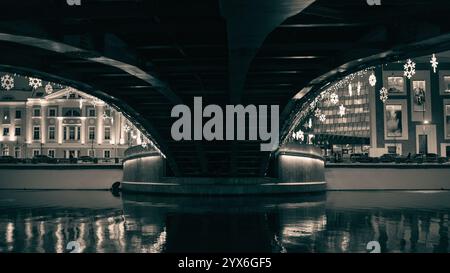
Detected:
[123,124,131,132]
[403,59,416,79]
[329,93,339,105]
[29,77,42,89]
[430,54,438,73]
[314,108,322,118]
[357,81,361,96]
[1,75,14,91]
[295,130,305,142]
[369,73,377,87]
[339,104,346,117]
[348,83,353,97]
[141,141,148,149]
[319,113,327,123]
[380,87,388,103]
[45,83,53,94]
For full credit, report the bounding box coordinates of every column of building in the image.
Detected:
[96,103,104,158]
[25,102,33,159]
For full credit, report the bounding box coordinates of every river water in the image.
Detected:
[0,190,448,253]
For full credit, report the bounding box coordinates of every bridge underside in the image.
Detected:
[1,0,450,177]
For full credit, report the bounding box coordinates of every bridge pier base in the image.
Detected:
[121,144,326,195]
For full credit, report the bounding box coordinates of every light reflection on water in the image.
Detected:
[0,190,448,253]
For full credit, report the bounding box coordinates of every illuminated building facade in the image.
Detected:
[0,76,146,159]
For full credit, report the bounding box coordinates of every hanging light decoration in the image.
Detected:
[329,93,339,105]
[45,83,53,94]
[339,104,346,117]
[308,118,313,129]
[123,124,131,132]
[29,77,42,89]
[141,141,148,149]
[1,75,15,91]
[380,87,388,103]
[348,83,353,97]
[403,59,416,79]
[357,81,361,96]
[430,54,438,73]
[294,130,305,142]
[314,108,322,118]
[369,73,377,87]
[319,113,327,122]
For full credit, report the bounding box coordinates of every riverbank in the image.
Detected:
[1,163,449,191]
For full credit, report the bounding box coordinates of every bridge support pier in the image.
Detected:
[121,144,326,195]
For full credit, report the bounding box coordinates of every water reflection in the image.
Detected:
[0,190,448,253]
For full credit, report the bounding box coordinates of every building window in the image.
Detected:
[14,147,20,158]
[3,111,10,123]
[88,126,95,140]
[15,127,21,137]
[104,150,111,158]
[2,146,9,156]
[3,127,9,136]
[48,126,56,140]
[69,126,76,140]
[88,149,95,157]
[48,150,55,158]
[88,108,96,117]
[33,108,41,117]
[104,127,111,140]
[446,105,450,139]
[77,127,81,140]
[48,108,57,117]
[33,150,40,157]
[15,110,21,119]
[63,108,81,117]
[33,126,40,140]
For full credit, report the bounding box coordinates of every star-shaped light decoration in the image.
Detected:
[380,87,388,103]
[404,59,416,79]
[369,73,377,87]
[357,81,361,96]
[430,54,438,73]
[339,104,346,117]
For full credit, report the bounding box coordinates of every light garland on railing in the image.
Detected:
[286,67,374,144]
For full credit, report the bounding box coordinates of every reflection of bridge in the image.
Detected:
[1,1,450,181]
